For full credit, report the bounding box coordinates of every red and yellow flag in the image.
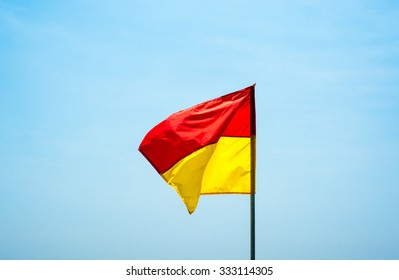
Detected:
[139,85,256,214]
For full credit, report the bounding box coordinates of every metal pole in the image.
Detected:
[250,135,256,260]
[250,85,256,260]
[250,193,255,260]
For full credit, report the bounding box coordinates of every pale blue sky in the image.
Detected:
[1,0,398,259]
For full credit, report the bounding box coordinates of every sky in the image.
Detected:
[1,0,398,260]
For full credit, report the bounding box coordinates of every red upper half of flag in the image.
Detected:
[139,85,256,174]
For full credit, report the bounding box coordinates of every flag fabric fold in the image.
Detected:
[138,84,256,214]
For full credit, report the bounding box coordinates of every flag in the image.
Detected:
[138,84,256,214]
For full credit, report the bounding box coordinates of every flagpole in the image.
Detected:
[250,84,256,260]
[250,193,255,260]
[250,135,256,260]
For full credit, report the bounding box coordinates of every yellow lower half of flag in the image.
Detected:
[161,136,253,213]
